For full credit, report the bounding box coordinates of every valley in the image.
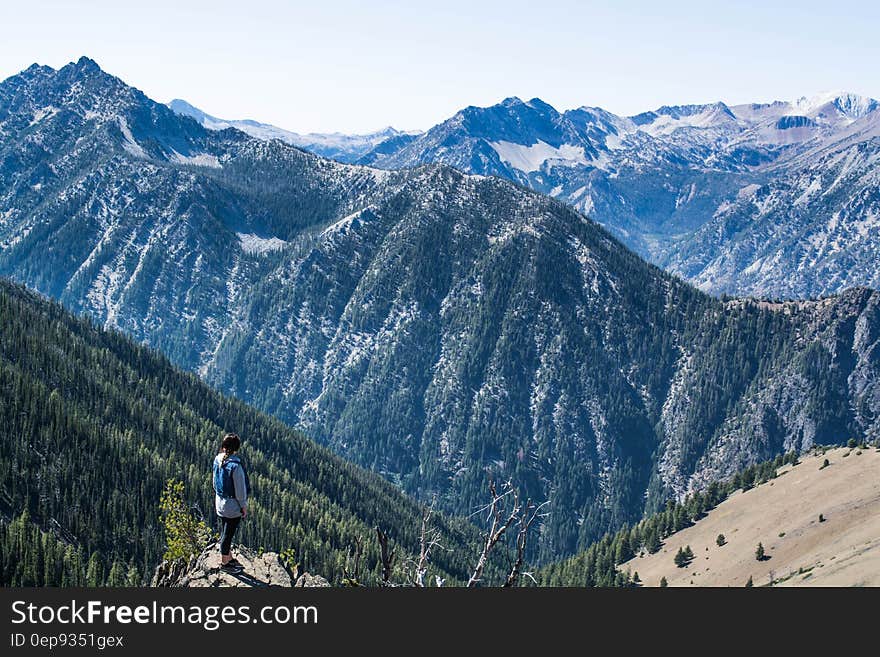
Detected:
[1,58,879,565]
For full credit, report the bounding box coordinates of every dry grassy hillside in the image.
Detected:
[620,447,880,587]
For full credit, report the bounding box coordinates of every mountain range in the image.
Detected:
[2,58,880,561]
[172,90,880,299]
[167,98,418,163]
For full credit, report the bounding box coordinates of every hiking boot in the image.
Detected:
[220,561,244,574]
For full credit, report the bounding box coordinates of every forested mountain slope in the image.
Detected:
[0,279,483,586]
[2,59,880,562]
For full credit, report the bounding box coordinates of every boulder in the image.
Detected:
[152,543,329,587]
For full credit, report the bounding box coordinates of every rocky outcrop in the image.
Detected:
[294,573,332,588]
[151,544,330,588]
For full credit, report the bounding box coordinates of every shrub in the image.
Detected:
[279,548,299,576]
[159,479,213,561]
[716,534,726,547]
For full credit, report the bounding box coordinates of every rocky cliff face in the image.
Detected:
[151,544,330,588]
[661,289,880,496]
[663,130,880,297]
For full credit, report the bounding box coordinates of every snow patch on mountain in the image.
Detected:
[321,207,375,238]
[118,117,147,159]
[488,140,589,173]
[30,106,58,126]
[604,133,625,150]
[168,150,222,169]
[237,233,288,254]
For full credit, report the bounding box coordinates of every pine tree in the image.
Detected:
[674,547,689,568]
[755,543,765,561]
[125,564,142,586]
[85,553,104,587]
[716,533,726,546]
[745,575,753,587]
[659,576,668,588]
[106,561,126,587]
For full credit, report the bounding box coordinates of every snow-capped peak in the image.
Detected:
[790,91,879,120]
[633,101,738,137]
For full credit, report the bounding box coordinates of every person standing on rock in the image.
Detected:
[213,433,250,574]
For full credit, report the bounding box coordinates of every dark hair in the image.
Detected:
[220,433,241,461]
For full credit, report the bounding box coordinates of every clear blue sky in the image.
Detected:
[1,0,877,133]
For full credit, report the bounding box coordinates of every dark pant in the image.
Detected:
[218,516,241,557]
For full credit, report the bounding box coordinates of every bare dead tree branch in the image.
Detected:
[468,484,516,519]
[503,500,549,587]
[467,480,521,588]
[521,571,538,585]
[414,498,444,587]
[375,526,396,586]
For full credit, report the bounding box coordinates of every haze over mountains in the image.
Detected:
[173,90,880,299]
[2,58,880,561]
[167,98,418,164]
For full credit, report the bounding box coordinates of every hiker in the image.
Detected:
[213,433,250,574]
